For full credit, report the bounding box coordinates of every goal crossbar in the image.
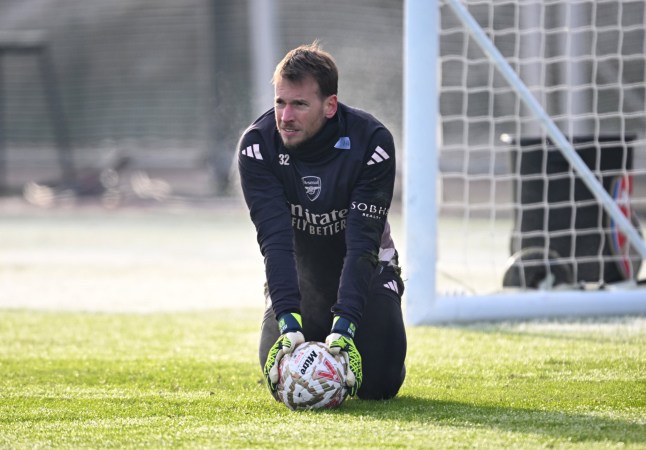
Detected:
[415,290,646,324]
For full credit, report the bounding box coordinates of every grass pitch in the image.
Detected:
[0,309,644,449]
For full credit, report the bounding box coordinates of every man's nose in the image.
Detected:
[281,105,294,122]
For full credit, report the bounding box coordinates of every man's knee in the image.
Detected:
[357,364,406,400]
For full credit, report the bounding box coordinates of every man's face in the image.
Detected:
[274,75,337,149]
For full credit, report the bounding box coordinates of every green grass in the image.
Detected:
[0,310,644,449]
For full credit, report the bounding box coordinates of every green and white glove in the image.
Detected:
[325,316,362,397]
[263,312,305,395]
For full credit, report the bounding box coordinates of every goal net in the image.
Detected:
[404,0,646,323]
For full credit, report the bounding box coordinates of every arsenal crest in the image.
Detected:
[302,176,322,201]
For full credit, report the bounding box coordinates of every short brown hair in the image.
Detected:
[272,42,338,98]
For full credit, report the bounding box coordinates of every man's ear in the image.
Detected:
[324,95,338,118]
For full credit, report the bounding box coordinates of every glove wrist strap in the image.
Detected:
[331,316,356,339]
[278,312,302,334]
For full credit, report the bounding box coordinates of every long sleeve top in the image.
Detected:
[238,103,398,325]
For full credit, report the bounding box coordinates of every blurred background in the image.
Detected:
[0,0,403,206]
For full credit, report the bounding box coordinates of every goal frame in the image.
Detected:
[403,0,646,325]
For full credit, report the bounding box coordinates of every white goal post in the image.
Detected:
[404,0,646,324]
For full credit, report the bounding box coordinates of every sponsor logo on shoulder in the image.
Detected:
[384,280,399,294]
[241,144,263,160]
[367,145,390,165]
[334,136,351,150]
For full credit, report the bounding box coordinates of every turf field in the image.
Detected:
[0,201,644,448]
[0,199,265,312]
[0,310,644,449]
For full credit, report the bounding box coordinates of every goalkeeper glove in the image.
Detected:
[263,312,305,395]
[325,316,362,397]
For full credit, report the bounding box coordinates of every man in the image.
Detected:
[238,42,406,400]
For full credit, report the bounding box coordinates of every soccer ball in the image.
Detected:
[276,341,348,410]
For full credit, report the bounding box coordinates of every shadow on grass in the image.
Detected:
[2,393,643,447]
[339,396,644,445]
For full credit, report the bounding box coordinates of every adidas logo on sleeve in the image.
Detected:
[241,144,263,160]
[384,280,399,294]
[367,146,390,165]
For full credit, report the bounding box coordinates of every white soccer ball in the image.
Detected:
[276,341,348,410]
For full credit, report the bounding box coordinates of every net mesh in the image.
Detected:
[438,0,646,294]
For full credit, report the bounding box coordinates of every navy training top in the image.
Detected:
[238,102,398,326]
